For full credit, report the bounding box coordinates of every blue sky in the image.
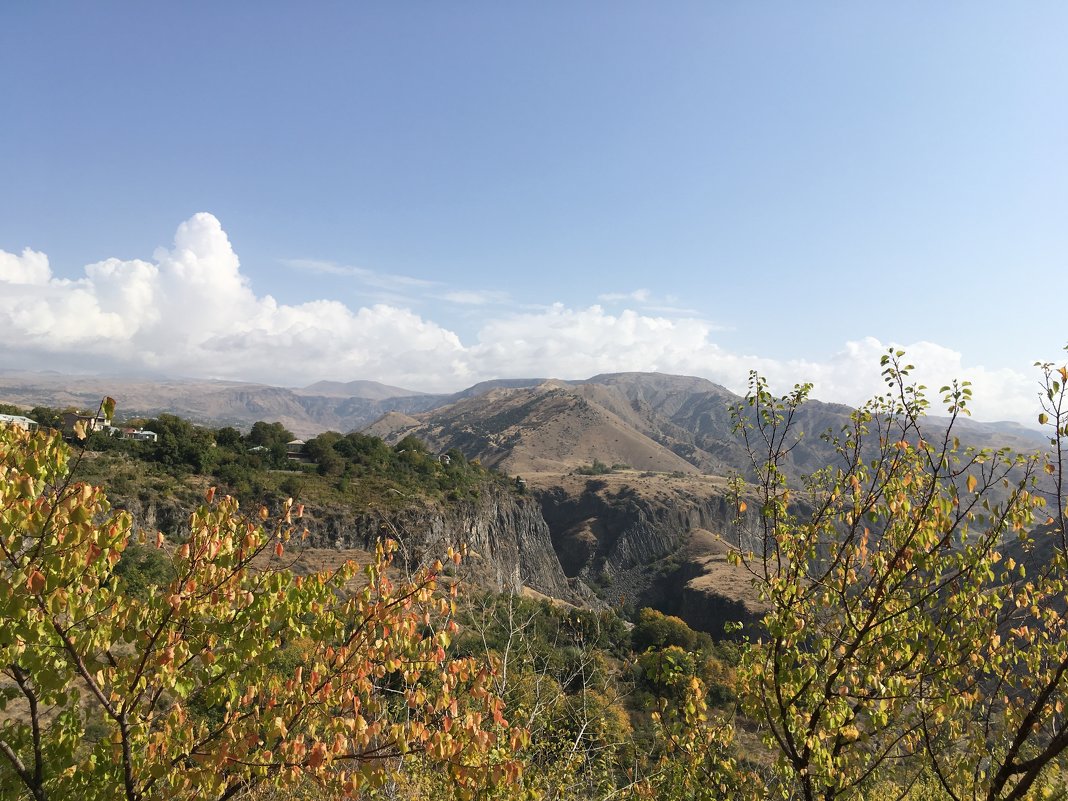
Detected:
[1,4,1065,422]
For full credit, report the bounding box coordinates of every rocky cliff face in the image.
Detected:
[111,493,197,542]
[109,471,757,635]
[299,485,581,601]
[533,473,764,636]
[112,484,584,604]
[536,477,741,579]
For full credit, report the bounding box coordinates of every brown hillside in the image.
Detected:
[361,410,422,439]
[376,381,700,475]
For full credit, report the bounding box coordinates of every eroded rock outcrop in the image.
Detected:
[301,485,581,601]
[534,473,764,636]
[113,483,585,604]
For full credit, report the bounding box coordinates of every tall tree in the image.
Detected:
[0,423,518,801]
[730,351,1068,800]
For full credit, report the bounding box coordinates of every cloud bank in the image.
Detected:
[0,214,1043,424]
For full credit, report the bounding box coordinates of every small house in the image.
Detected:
[62,411,112,435]
[0,413,39,433]
[124,429,158,442]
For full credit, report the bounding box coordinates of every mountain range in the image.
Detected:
[362,372,1048,478]
[0,369,1044,463]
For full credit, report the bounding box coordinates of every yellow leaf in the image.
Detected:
[967,474,977,493]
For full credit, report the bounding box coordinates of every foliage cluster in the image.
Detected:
[726,349,1068,800]
[52,408,504,513]
[425,593,748,800]
[0,424,521,801]
[574,460,616,476]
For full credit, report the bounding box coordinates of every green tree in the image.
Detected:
[315,449,345,477]
[143,413,216,473]
[395,435,429,455]
[302,432,341,462]
[631,608,699,653]
[28,408,62,430]
[214,426,243,449]
[0,425,519,801]
[729,350,1068,800]
[248,421,294,449]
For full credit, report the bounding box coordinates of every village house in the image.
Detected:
[122,427,159,442]
[0,413,39,433]
[58,410,158,442]
[61,410,112,435]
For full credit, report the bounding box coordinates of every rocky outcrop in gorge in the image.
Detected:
[300,485,584,602]
[112,483,587,605]
[534,474,764,636]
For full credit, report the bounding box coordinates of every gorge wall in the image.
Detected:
[111,474,757,636]
[113,483,586,604]
[533,473,765,637]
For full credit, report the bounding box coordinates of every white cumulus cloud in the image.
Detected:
[0,214,1047,424]
[0,247,52,285]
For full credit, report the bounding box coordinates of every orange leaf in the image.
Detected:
[308,741,327,769]
[26,569,46,594]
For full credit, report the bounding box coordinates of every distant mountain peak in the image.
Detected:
[294,379,425,400]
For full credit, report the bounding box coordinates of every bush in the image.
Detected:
[631,607,698,652]
[575,459,613,475]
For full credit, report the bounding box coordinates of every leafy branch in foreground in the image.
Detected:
[729,349,1068,801]
[0,423,520,801]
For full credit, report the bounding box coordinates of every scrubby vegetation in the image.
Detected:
[574,459,615,475]
[59,411,504,512]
